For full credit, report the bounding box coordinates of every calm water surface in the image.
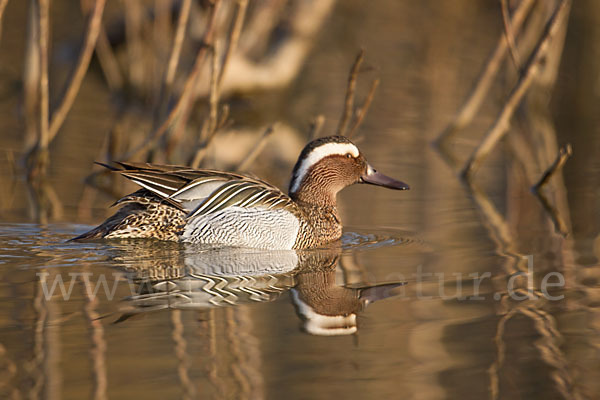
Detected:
[1,1,600,399]
[0,190,597,400]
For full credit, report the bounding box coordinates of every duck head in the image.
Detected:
[288,136,409,205]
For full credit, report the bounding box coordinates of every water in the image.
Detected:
[0,212,597,399]
[2,1,600,399]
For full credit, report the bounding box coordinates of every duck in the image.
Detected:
[115,245,405,336]
[291,266,405,336]
[73,135,409,249]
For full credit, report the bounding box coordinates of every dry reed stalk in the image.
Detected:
[347,78,379,139]
[23,0,40,171]
[170,0,245,156]
[461,0,572,180]
[189,111,231,169]
[189,103,231,166]
[122,0,222,161]
[189,133,211,168]
[123,0,144,89]
[26,0,106,179]
[217,0,248,88]
[532,143,572,190]
[0,0,9,43]
[79,0,125,92]
[531,143,573,236]
[79,0,123,91]
[237,0,284,56]
[24,0,51,180]
[6,149,15,180]
[152,0,172,96]
[37,0,49,150]
[164,0,191,92]
[217,104,231,130]
[336,49,364,137]
[152,0,192,154]
[187,0,247,166]
[236,125,275,171]
[187,0,248,167]
[48,0,106,141]
[308,114,325,139]
[433,0,536,146]
[77,128,117,219]
[94,28,124,91]
[190,41,222,168]
[534,188,570,236]
[500,0,521,69]
[207,40,220,138]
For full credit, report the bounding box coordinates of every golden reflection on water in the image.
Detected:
[0,1,599,399]
[0,224,597,399]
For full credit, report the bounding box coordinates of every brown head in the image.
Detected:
[288,136,409,206]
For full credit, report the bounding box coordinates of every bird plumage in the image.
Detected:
[73,136,409,249]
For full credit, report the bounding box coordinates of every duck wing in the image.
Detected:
[112,162,296,216]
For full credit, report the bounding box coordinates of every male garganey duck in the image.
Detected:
[74,136,409,249]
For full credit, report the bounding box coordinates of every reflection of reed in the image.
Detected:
[464,171,578,398]
[339,252,369,285]
[226,308,250,400]
[25,179,63,224]
[465,182,531,292]
[432,1,583,397]
[27,269,47,400]
[0,344,15,397]
[81,269,107,400]
[205,309,227,399]
[233,307,264,400]
[111,244,402,398]
[26,269,61,400]
[171,310,195,400]
[0,344,19,399]
[489,304,578,400]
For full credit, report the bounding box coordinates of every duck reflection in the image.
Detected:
[291,266,404,336]
[114,243,404,336]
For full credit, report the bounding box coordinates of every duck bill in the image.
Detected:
[360,165,410,190]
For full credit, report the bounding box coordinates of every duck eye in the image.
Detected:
[345,153,353,159]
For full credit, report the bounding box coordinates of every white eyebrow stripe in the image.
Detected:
[289,142,359,193]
